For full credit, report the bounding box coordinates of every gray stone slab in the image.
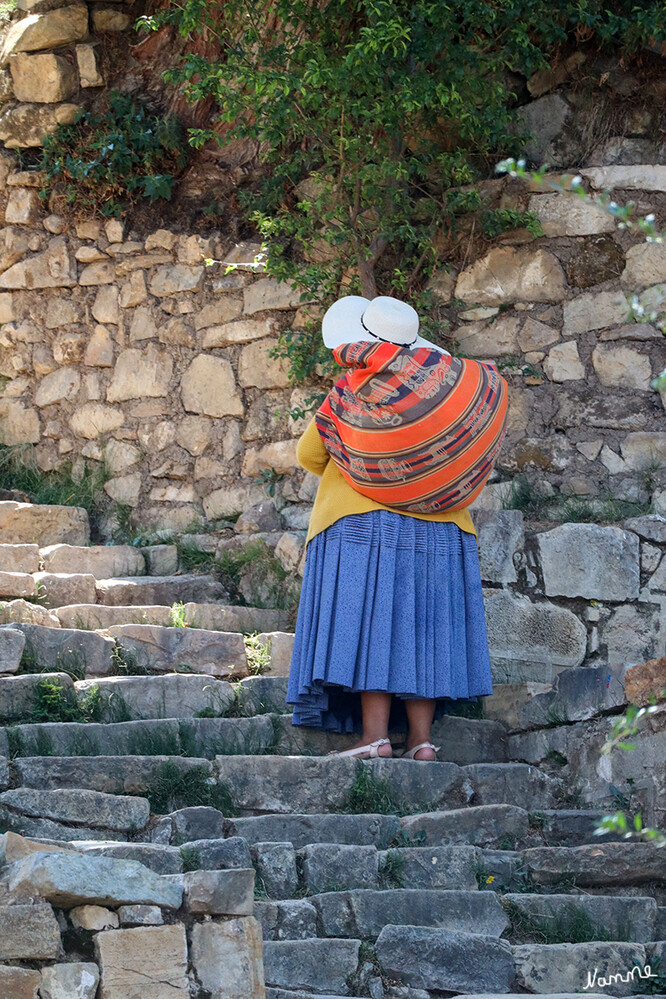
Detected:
[519,664,626,729]
[536,809,618,847]
[513,942,647,995]
[0,755,7,791]
[74,842,183,875]
[624,514,666,543]
[215,754,465,815]
[0,671,74,723]
[0,542,40,573]
[0,807,115,843]
[95,574,227,606]
[538,524,640,601]
[0,788,149,831]
[476,509,525,584]
[104,623,247,677]
[430,715,508,764]
[524,843,666,887]
[34,571,98,609]
[300,843,379,894]
[504,892,657,942]
[0,501,89,547]
[311,889,509,940]
[376,925,515,993]
[380,844,478,890]
[8,718,182,758]
[256,898,318,941]
[179,836,252,871]
[151,806,226,845]
[7,623,115,677]
[263,939,361,994]
[56,601,289,633]
[464,762,561,809]
[251,841,298,899]
[236,674,290,716]
[0,624,25,673]
[229,812,402,850]
[9,850,183,909]
[181,714,275,758]
[170,868,254,914]
[12,754,212,793]
[400,803,530,848]
[74,673,235,721]
[41,543,145,577]
[0,902,61,960]
[484,590,587,683]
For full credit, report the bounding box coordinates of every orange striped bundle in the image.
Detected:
[315,341,508,513]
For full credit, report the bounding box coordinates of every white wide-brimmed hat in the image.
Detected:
[322,295,444,353]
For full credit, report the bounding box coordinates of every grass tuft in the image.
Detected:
[145,760,237,816]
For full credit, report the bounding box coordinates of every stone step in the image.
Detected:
[95,574,228,606]
[11,754,213,794]
[56,602,290,633]
[0,787,150,842]
[3,715,276,760]
[309,888,510,940]
[0,500,90,547]
[40,543,147,578]
[213,755,561,816]
[1,621,249,679]
[512,940,653,995]
[263,939,362,997]
[524,842,666,888]
[502,892,659,943]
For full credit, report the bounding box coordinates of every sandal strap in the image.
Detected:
[328,738,392,759]
[403,742,441,760]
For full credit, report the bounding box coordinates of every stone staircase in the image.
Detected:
[1,500,665,998]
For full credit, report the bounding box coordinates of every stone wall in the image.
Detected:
[0,831,265,999]
[0,163,664,539]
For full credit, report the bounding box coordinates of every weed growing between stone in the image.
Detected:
[378,850,406,889]
[30,679,102,724]
[111,644,148,676]
[244,634,272,676]
[169,602,189,628]
[180,845,203,872]
[145,760,237,816]
[345,764,404,816]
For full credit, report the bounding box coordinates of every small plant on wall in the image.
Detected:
[40,91,189,218]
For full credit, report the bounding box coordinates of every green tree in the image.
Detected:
[140,0,665,377]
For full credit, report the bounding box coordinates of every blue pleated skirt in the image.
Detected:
[287,510,493,732]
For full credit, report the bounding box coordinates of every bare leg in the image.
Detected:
[405,698,437,760]
[346,691,393,756]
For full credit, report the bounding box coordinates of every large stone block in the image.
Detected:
[180,835,252,871]
[180,353,245,417]
[10,51,77,103]
[229,812,401,850]
[0,903,61,960]
[300,843,378,895]
[70,402,124,439]
[238,338,291,389]
[563,289,630,334]
[0,787,149,831]
[40,963,99,999]
[12,753,212,794]
[41,543,145,577]
[482,682,551,730]
[622,242,666,288]
[96,574,227,606]
[190,916,266,999]
[0,102,80,149]
[0,671,73,722]
[178,714,275,759]
[149,263,203,297]
[0,237,75,289]
[503,892,657,943]
[0,400,41,445]
[602,603,660,666]
[243,276,301,314]
[519,664,626,729]
[76,842,182,876]
[514,942,646,996]
[107,347,173,403]
[538,523,639,601]
[256,898,318,941]
[475,509,524,584]
[465,762,559,810]
[0,7,89,64]
[9,851,183,908]
[592,343,653,390]
[400,803,529,848]
[524,842,666,886]
[33,571,98,608]
[312,888,508,940]
[152,805,226,845]
[0,570,37,599]
[621,431,666,471]
[484,590,587,683]
[173,867,255,914]
[380,844,478,890]
[0,967,41,999]
[455,247,566,306]
[0,598,60,628]
[75,673,234,721]
[263,938,358,994]
[9,623,115,676]
[0,500,89,545]
[105,624,247,677]
[0,543,40,573]
[375,925,514,993]
[251,841,299,899]
[95,925,190,999]
[0,624,26,673]
[528,192,615,236]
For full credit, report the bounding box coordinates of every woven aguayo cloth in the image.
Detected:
[315,341,508,514]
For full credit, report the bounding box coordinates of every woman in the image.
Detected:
[287,295,506,761]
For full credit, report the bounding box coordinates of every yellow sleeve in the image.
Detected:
[297,418,330,477]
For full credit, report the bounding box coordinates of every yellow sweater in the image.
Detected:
[297,419,477,544]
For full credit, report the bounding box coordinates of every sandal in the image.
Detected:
[402,742,440,761]
[327,738,393,759]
